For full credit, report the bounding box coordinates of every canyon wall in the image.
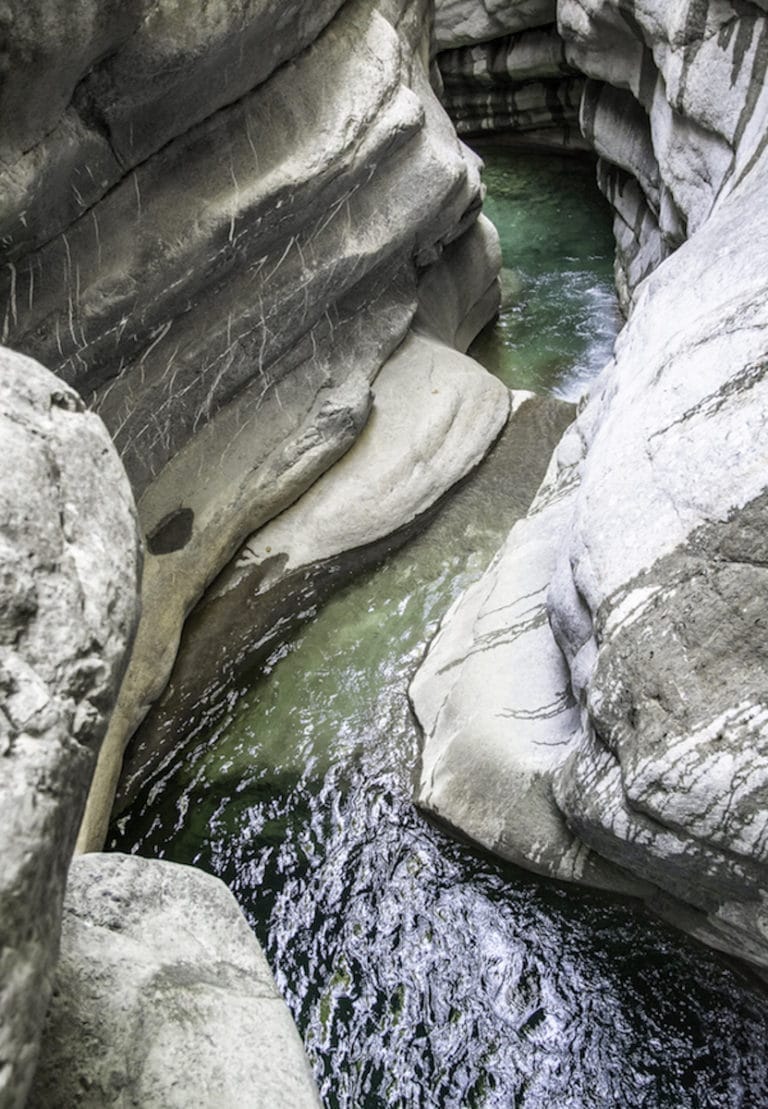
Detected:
[0,1,511,1103]
[415,0,768,971]
[434,0,768,309]
[0,0,510,856]
[5,0,768,1100]
[435,2,588,151]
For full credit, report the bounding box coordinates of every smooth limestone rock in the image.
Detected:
[418,0,768,971]
[0,349,140,1107]
[115,216,508,815]
[546,148,768,966]
[410,418,643,894]
[30,854,320,1108]
[0,0,492,852]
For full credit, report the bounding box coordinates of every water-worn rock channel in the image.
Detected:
[112,152,768,1108]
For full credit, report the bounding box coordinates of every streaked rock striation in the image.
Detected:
[437,15,588,150]
[416,0,768,971]
[30,854,320,1108]
[0,349,140,1107]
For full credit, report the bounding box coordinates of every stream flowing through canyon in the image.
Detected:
[111,151,768,1108]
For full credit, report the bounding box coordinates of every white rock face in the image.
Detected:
[410,426,644,894]
[0,349,140,1107]
[560,0,768,307]
[30,854,321,1108]
[548,148,768,964]
[415,0,768,969]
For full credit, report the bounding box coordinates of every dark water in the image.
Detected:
[112,153,768,1107]
[469,147,621,400]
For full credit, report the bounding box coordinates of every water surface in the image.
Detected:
[470,147,621,400]
[112,154,768,1108]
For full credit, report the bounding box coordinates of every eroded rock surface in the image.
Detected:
[416,0,768,970]
[0,2,513,1101]
[0,349,140,1107]
[116,215,509,815]
[0,0,503,851]
[435,0,557,50]
[30,854,320,1108]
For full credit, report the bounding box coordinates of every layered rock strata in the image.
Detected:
[437,23,588,150]
[31,854,320,1108]
[416,0,768,971]
[0,0,507,852]
[0,1,516,1102]
[0,349,140,1107]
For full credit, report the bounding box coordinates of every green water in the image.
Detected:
[470,147,621,399]
[112,153,768,1107]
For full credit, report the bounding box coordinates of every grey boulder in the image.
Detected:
[30,854,320,1108]
[0,347,140,1107]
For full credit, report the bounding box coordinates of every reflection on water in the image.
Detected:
[111,154,768,1108]
[470,147,621,400]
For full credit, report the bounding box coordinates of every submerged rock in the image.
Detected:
[30,854,320,1108]
[0,349,140,1106]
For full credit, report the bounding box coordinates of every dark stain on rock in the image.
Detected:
[146,508,194,555]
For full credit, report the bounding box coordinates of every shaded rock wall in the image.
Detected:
[416,0,768,971]
[0,350,140,1106]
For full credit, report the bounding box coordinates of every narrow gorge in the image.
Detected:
[2,1,768,1106]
